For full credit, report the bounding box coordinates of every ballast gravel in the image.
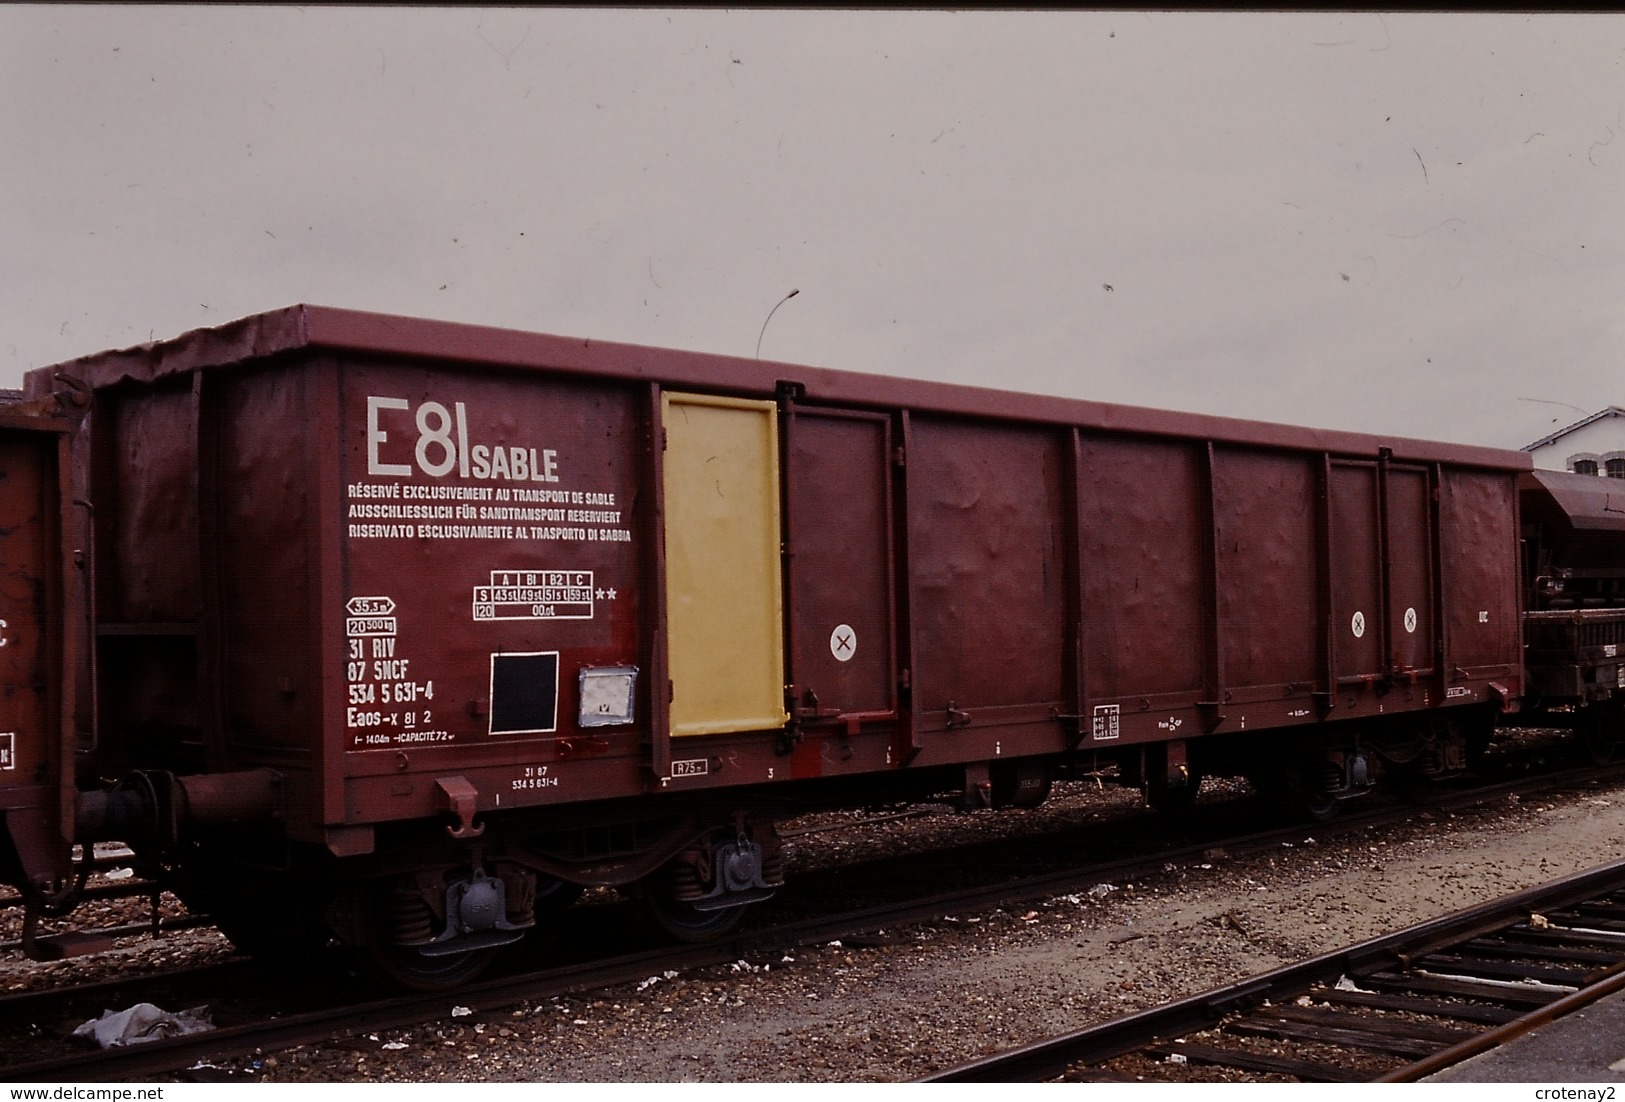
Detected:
[11,768,1625,1082]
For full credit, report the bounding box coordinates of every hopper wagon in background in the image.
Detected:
[1517,468,1625,760]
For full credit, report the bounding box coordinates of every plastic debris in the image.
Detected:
[73,1004,213,1048]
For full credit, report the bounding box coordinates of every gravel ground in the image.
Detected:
[15,767,1625,1082]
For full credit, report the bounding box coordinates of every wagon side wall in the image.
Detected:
[208,358,328,831]
[1074,435,1521,749]
[905,416,1069,727]
[39,309,1531,852]
[1441,469,1524,690]
[328,353,656,837]
[89,378,204,778]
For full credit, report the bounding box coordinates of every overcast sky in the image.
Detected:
[4,7,1623,450]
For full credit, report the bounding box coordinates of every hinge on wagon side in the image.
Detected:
[893,445,906,468]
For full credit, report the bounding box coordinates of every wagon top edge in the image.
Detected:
[24,303,1532,472]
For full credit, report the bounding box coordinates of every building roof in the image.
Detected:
[1523,407,1625,452]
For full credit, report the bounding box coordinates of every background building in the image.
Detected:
[1523,408,1625,476]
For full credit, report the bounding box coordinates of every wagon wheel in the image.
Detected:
[639,849,752,944]
[1288,772,1341,822]
[1250,756,1340,822]
[358,939,503,991]
[351,880,503,992]
[645,896,749,943]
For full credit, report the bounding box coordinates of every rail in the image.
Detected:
[921,858,1625,1082]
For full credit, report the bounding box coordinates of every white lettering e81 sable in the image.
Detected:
[367,396,560,483]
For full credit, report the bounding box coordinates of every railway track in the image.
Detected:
[6,759,1623,1082]
[923,858,1625,1082]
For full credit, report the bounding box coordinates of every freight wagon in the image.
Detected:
[1,306,1532,985]
[1516,468,1625,763]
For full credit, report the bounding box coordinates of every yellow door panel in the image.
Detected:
[662,393,789,736]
